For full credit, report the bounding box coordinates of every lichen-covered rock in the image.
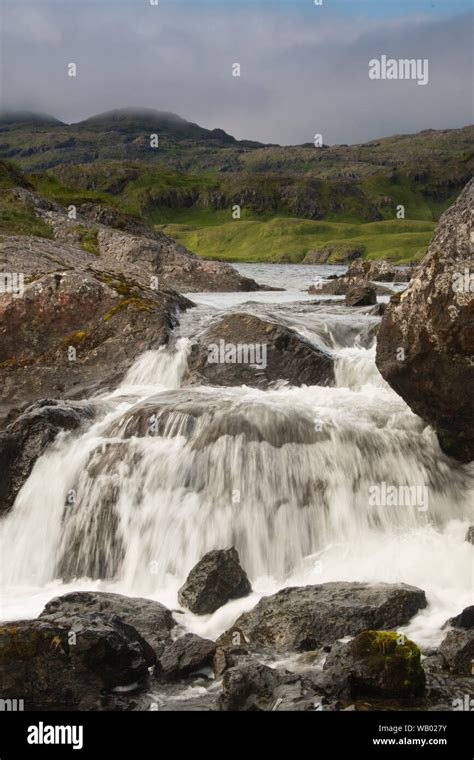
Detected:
[375,180,474,462]
[224,582,427,653]
[0,268,190,421]
[321,630,425,698]
[178,547,252,615]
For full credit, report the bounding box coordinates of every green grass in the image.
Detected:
[73,224,100,255]
[0,191,53,238]
[157,217,435,263]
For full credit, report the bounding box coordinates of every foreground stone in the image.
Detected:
[178,547,252,615]
[186,313,335,389]
[224,582,427,652]
[376,180,474,462]
[321,630,425,698]
[157,633,216,680]
[439,630,474,675]
[0,400,94,516]
[218,659,321,711]
[0,614,155,709]
[40,591,176,657]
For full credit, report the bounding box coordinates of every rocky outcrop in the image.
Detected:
[321,630,425,698]
[0,267,191,423]
[39,591,176,658]
[375,180,474,462]
[178,547,252,615]
[466,526,474,544]
[224,582,427,653]
[302,246,364,264]
[0,614,156,709]
[345,284,377,307]
[346,259,411,282]
[0,400,94,516]
[438,629,474,675]
[157,633,216,680]
[186,313,334,389]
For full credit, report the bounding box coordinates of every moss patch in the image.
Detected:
[73,224,99,255]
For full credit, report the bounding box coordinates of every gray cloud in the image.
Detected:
[1,2,471,144]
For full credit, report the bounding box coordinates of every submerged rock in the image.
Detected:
[321,630,425,698]
[39,591,176,658]
[376,179,474,462]
[225,582,427,653]
[178,547,252,615]
[186,312,335,389]
[0,613,156,709]
[0,399,94,516]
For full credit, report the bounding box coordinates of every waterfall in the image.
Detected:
[1,297,472,645]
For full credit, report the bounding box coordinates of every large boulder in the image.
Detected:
[223,582,427,653]
[0,399,94,516]
[157,633,216,680]
[186,313,334,389]
[0,614,156,709]
[309,278,392,296]
[178,547,252,615]
[375,180,474,462]
[446,606,474,630]
[39,591,176,658]
[0,267,191,421]
[321,630,425,698]
[438,629,474,675]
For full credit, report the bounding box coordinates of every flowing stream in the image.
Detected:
[1,264,472,648]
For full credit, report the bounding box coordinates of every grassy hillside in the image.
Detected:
[0,110,471,263]
[157,217,435,264]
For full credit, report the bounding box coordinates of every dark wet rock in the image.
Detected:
[309,279,392,297]
[157,633,216,680]
[439,629,474,675]
[446,606,474,630]
[376,180,474,462]
[0,268,191,421]
[178,547,252,615]
[302,246,364,264]
[0,613,156,709]
[465,526,474,544]
[345,284,377,307]
[213,646,236,677]
[321,631,425,698]
[186,312,335,389]
[39,591,176,658]
[346,259,411,283]
[218,658,321,711]
[0,399,94,516]
[225,582,427,653]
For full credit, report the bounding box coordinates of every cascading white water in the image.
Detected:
[1,284,473,646]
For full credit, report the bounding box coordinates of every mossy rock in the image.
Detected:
[324,630,425,699]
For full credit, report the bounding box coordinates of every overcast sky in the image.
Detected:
[1,0,472,145]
